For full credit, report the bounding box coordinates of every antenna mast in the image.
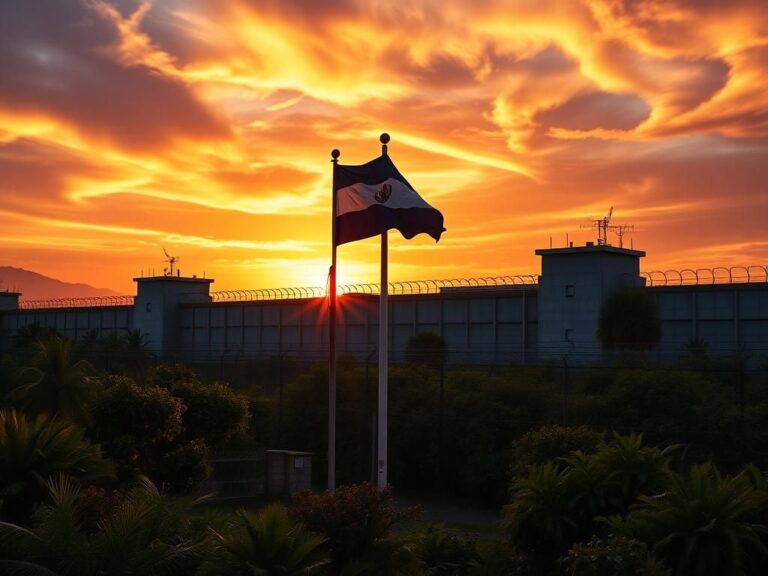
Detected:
[581,206,613,246]
[162,248,180,276]
[580,206,635,248]
[607,223,635,248]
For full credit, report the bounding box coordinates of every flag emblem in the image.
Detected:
[375,183,392,203]
[334,154,445,246]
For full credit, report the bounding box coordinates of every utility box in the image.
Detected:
[266,450,312,495]
[205,452,265,499]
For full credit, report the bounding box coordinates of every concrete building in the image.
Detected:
[2,243,767,367]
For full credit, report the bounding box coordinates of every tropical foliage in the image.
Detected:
[13,335,94,424]
[509,425,603,478]
[0,475,208,576]
[563,536,670,576]
[200,504,328,575]
[504,433,677,573]
[88,367,249,491]
[292,483,420,575]
[0,410,112,521]
[608,463,768,575]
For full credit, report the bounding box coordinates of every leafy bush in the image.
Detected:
[414,524,477,575]
[470,540,532,576]
[609,462,768,576]
[438,368,558,504]
[155,438,212,493]
[563,536,669,576]
[0,409,113,521]
[147,363,250,449]
[91,378,183,448]
[510,425,603,478]
[593,433,676,513]
[292,483,419,574]
[505,434,677,573]
[90,377,196,487]
[146,362,200,389]
[13,335,95,424]
[0,475,209,575]
[406,332,447,369]
[201,504,328,575]
[504,462,575,570]
[165,380,249,448]
[76,485,124,533]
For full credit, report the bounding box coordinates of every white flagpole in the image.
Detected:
[328,148,340,490]
[377,133,390,490]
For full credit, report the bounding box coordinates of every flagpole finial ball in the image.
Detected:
[331,149,340,160]
[379,133,390,144]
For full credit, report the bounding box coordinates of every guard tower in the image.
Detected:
[133,275,213,357]
[0,291,20,311]
[536,242,645,363]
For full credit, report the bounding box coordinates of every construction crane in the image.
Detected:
[162,248,180,277]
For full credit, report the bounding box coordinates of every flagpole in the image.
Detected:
[328,147,340,490]
[377,133,390,490]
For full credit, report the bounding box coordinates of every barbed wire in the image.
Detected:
[19,295,135,309]
[14,264,768,309]
[636,265,768,287]
[210,275,539,302]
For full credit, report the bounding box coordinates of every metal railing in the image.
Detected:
[641,265,768,287]
[19,295,135,310]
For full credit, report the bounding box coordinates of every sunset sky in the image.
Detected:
[1,0,767,294]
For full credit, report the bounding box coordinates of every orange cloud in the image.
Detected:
[0,0,766,294]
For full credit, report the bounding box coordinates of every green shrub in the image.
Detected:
[13,335,95,425]
[146,363,200,389]
[505,434,678,573]
[563,536,669,576]
[292,483,419,574]
[0,475,208,575]
[91,378,183,447]
[0,409,113,522]
[152,438,211,493]
[90,377,205,489]
[504,462,576,570]
[414,524,477,575]
[201,503,328,575]
[470,540,532,576]
[609,463,768,576]
[510,425,603,478]
[166,380,249,448]
[405,332,447,369]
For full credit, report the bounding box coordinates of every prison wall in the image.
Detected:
[173,289,538,366]
[652,283,768,364]
[0,305,134,344]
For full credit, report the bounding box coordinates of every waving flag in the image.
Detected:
[334,154,445,246]
[327,135,445,492]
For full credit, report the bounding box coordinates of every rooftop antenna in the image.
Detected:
[162,248,179,277]
[581,206,613,246]
[607,222,635,248]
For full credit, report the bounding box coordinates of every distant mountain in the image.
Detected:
[0,266,120,300]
